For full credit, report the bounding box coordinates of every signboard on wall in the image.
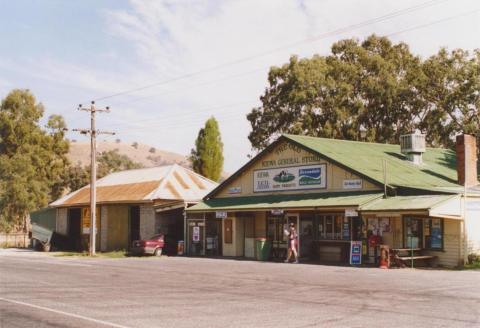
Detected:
[350,241,362,265]
[192,226,200,243]
[253,164,326,192]
[216,211,227,219]
[82,207,100,234]
[343,179,362,189]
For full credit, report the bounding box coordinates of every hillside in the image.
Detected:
[68,141,190,168]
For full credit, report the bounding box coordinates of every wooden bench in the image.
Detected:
[390,248,438,268]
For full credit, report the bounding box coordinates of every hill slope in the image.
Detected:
[69,141,189,168]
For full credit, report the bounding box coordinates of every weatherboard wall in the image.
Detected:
[215,140,380,198]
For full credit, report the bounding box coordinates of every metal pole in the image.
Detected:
[74,101,113,256]
[90,102,96,256]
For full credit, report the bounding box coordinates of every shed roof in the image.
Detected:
[51,164,218,207]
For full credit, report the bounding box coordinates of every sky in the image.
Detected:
[1,0,479,173]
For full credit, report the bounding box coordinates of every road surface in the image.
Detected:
[1,249,479,327]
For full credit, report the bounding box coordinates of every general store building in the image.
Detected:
[187,134,480,267]
[50,164,217,252]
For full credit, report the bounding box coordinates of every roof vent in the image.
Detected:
[400,133,426,165]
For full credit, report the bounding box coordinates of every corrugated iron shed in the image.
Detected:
[51,164,218,207]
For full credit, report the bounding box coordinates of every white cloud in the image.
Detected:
[2,0,479,172]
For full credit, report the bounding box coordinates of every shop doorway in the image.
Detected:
[299,217,313,259]
[188,221,205,256]
[129,206,140,247]
[285,214,300,257]
[67,208,82,251]
[206,219,222,256]
[267,215,287,260]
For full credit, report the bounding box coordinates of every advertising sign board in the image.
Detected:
[253,164,326,192]
[350,241,362,265]
[192,226,200,243]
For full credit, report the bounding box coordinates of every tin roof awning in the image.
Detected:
[187,192,383,212]
[359,194,462,219]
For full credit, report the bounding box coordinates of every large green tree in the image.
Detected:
[247,35,480,150]
[0,90,70,232]
[190,117,224,182]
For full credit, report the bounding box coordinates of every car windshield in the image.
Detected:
[149,234,164,240]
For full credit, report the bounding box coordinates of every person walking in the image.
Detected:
[285,222,299,263]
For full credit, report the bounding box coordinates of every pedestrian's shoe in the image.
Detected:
[294,260,299,264]
[284,260,289,263]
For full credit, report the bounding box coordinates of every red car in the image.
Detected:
[131,234,165,256]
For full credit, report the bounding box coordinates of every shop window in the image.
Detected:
[315,214,347,240]
[424,218,443,250]
[403,217,423,249]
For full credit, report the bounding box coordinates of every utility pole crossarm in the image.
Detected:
[73,101,113,256]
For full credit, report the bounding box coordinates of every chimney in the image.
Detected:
[456,134,478,187]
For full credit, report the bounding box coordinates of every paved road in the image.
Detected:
[1,249,479,328]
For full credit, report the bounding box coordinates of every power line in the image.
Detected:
[100,100,257,129]
[386,8,480,37]
[90,0,448,103]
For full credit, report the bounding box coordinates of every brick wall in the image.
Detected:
[56,208,68,235]
[456,134,478,187]
[140,205,155,240]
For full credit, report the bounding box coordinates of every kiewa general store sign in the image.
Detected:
[254,164,327,192]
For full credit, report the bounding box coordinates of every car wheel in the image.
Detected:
[154,248,162,257]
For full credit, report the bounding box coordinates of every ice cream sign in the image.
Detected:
[253,164,327,192]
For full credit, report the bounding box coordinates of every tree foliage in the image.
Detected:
[247,35,480,150]
[97,149,143,178]
[190,117,224,182]
[0,90,70,232]
[64,150,144,192]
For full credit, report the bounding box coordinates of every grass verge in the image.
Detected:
[53,250,128,258]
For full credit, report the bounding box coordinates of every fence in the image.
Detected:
[0,233,30,248]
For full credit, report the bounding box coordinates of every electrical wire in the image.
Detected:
[89,0,448,103]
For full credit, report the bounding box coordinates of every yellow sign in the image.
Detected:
[82,207,100,229]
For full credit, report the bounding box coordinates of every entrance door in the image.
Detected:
[188,222,205,256]
[129,206,140,248]
[267,216,287,260]
[405,217,423,249]
[67,208,81,251]
[300,217,313,259]
[244,217,255,258]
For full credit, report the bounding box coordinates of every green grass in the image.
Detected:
[463,261,480,270]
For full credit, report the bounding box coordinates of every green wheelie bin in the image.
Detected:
[255,238,271,261]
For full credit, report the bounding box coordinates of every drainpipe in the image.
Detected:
[183,202,187,256]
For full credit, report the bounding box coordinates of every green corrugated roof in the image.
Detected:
[187,192,382,212]
[359,194,457,212]
[284,134,460,191]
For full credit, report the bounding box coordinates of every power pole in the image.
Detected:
[73,101,114,256]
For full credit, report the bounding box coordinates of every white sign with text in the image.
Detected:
[253,164,326,192]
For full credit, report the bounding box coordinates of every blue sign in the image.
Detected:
[350,241,362,265]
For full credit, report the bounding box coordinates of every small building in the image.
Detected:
[187,133,480,267]
[50,164,217,252]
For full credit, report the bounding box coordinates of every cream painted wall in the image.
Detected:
[466,198,480,255]
[222,215,246,257]
[216,140,380,198]
[425,219,463,267]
